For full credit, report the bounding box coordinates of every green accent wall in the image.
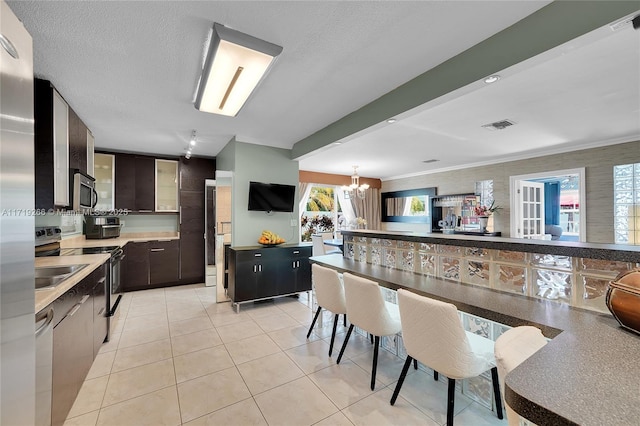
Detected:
[217,139,300,247]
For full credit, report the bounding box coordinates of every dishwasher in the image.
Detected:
[35,307,54,426]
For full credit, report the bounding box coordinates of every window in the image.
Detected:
[300,185,342,242]
[613,163,640,245]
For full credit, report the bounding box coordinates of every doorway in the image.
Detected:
[213,171,232,303]
[510,168,585,242]
[204,180,216,287]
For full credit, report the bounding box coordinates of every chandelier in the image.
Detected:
[342,166,369,199]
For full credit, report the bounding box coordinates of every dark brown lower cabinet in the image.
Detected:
[122,241,149,290]
[228,245,312,305]
[179,232,205,284]
[51,263,107,426]
[149,240,179,285]
[122,240,179,291]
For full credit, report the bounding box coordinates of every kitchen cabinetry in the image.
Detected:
[122,241,149,290]
[51,262,107,426]
[68,108,87,174]
[156,159,178,211]
[228,245,312,309]
[149,240,179,285]
[178,157,215,284]
[114,153,155,211]
[94,153,115,211]
[86,130,95,178]
[122,240,179,291]
[92,267,108,357]
[35,79,69,209]
[35,78,95,210]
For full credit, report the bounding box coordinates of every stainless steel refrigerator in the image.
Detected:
[0,1,36,424]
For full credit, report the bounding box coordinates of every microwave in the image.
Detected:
[71,169,97,212]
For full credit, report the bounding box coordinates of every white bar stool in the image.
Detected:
[306,264,347,355]
[390,289,504,426]
[336,273,402,390]
[494,326,548,426]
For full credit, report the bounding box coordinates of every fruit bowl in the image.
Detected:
[259,242,284,247]
[257,230,285,247]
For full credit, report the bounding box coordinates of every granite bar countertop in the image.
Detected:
[310,254,640,426]
[341,230,640,263]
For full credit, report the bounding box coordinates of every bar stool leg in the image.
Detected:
[343,314,347,327]
[371,336,380,390]
[413,359,418,370]
[447,378,455,426]
[390,356,413,405]
[329,314,339,356]
[306,306,322,338]
[336,324,354,364]
[490,367,504,419]
[434,371,439,381]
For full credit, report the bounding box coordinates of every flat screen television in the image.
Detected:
[248,181,296,213]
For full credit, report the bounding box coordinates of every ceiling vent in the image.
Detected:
[482,119,516,131]
[422,159,439,164]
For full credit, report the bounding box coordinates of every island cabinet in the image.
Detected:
[228,244,312,311]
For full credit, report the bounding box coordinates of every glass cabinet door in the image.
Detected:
[155,159,178,212]
[94,153,114,211]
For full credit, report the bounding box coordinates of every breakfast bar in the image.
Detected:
[310,230,640,426]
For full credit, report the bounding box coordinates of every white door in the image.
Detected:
[517,181,545,239]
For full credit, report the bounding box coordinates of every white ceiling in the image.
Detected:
[8,1,640,180]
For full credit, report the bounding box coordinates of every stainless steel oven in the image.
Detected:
[56,244,124,341]
[107,247,124,339]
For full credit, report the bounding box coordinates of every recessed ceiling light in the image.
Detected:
[484,75,500,84]
[422,159,439,164]
[387,118,397,123]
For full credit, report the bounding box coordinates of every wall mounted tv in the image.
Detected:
[248,181,296,213]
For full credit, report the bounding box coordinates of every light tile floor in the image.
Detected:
[64,284,507,426]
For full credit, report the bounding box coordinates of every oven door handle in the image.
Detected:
[92,188,98,208]
[101,224,121,228]
[108,294,122,317]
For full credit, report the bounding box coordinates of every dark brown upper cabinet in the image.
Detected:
[114,153,154,211]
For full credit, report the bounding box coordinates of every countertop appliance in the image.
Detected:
[71,169,97,212]
[84,215,121,239]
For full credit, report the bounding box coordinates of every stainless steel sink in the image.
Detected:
[35,264,89,290]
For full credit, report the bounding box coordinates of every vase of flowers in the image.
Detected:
[474,201,500,232]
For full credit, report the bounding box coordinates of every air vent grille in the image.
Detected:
[482,119,516,131]
[422,159,439,164]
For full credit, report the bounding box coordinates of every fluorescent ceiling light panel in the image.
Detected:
[195,23,283,117]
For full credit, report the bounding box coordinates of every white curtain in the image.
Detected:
[298,182,312,216]
[336,188,356,229]
[351,188,381,230]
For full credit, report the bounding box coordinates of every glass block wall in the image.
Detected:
[344,235,638,313]
[614,163,640,245]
